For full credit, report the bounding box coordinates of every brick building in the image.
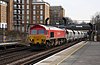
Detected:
[50,6,65,25]
[0,1,7,29]
[2,0,50,32]
[1,0,14,31]
[13,0,50,32]
[2,1,65,32]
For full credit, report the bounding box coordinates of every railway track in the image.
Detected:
[7,40,81,65]
[24,40,80,65]
[0,45,29,55]
[0,40,84,65]
[0,46,31,65]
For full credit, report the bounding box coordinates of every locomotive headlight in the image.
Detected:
[30,39,31,41]
[32,39,34,42]
[30,39,34,42]
[42,39,45,42]
[42,39,44,42]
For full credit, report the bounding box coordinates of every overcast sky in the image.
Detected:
[44,0,100,22]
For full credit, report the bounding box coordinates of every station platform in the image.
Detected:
[34,41,100,65]
[0,42,18,45]
[0,42,21,47]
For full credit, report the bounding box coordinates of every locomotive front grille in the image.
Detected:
[28,35,46,44]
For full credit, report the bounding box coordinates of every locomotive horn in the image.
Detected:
[45,18,49,25]
[62,17,66,26]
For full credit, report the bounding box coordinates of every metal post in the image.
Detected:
[94,24,97,41]
[3,27,6,43]
[2,24,6,43]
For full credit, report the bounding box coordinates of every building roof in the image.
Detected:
[32,0,50,5]
[33,0,44,2]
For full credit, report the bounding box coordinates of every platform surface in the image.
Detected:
[0,42,18,46]
[59,41,100,65]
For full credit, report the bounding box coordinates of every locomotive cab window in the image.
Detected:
[38,30,45,34]
[50,32,54,37]
[31,30,37,34]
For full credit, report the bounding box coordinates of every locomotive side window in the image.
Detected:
[38,30,45,34]
[31,30,37,34]
[50,32,54,38]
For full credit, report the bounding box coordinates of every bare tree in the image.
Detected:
[91,12,100,24]
[91,12,100,41]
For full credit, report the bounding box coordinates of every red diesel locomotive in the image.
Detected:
[27,24,66,48]
[27,24,87,49]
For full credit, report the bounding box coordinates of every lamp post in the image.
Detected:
[93,17,97,41]
[94,24,97,41]
[88,23,93,41]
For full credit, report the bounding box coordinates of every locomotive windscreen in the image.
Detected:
[31,30,37,34]
[38,30,45,34]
